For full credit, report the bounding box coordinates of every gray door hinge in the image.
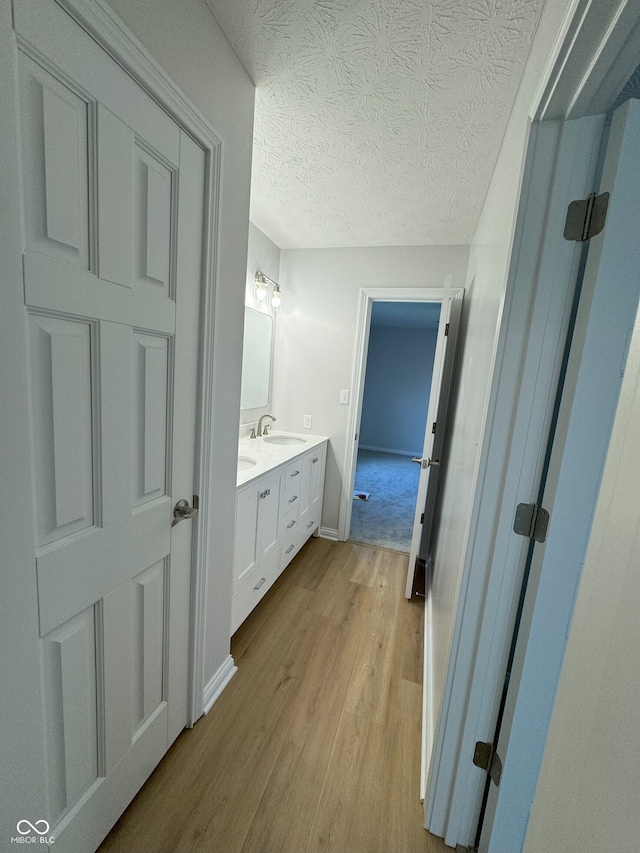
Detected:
[420,513,424,524]
[513,502,550,543]
[473,741,502,787]
[564,191,609,241]
[445,322,450,336]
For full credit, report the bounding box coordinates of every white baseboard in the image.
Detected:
[358,444,418,457]
[203,654,237,715]
[320,526,339,541]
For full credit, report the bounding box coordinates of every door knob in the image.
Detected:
[172,495,199,527]
[411,457,440,468]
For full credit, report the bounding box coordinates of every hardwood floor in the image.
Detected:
[98,538,449,853]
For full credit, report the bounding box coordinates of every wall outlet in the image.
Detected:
[340,389,350,405]
[303,414,313,429]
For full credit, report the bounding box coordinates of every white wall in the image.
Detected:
[104,0,255,688]
[240,222,281,428]
[523,302,640,853]
[427,134,533,739]
[425,0,577,837]
[273,245,470,536]
[360,325,437,456]
[424,0,570,796]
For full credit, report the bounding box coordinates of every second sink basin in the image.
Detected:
[262,435,307,446]
[237,455,257,471]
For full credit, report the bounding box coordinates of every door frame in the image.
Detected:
[339,285,462,543]
[54,0,224,724]
[480,96,640,853]
[425,0,640,847]
[424,115,605,846]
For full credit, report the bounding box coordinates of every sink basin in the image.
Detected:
[262,435,307,446]
[237,455,257,471]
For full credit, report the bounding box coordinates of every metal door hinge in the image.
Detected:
[432,421,436,434]
[473,741,502,786]
[445,323,450,336]
[420,513,424,524]
[564,192,609,241]
[513,502,549,543]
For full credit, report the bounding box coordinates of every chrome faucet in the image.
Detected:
[256,413,276,437]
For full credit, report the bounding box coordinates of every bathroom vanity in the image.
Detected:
[232,431,328,633]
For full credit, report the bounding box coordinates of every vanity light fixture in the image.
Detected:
[254,270,283,311]
[254,271,269,304]
[270,283,282,311]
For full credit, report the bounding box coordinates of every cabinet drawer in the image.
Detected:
[280,503,299,538]
[284,460,303,492]
[280,487,301,517]
[231,549,280,634]
[281,534,303,571]
[301,511,320,538]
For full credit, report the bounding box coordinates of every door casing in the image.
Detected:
[480,96,640,853]
[339,285,463,544]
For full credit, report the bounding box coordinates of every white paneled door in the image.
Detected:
[14,1,205,849]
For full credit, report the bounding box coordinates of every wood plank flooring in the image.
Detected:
[98,538,449,853]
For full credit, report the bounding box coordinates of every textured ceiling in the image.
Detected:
[205,0,545,249]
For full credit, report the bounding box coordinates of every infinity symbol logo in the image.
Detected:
[16,820,50,836]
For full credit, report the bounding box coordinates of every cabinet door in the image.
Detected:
[234,484,260,589]
[257,472,281,563]
[299,444,326,528]
[310,444,326,513]
[298,451,314,526]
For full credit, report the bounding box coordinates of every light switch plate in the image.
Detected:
[340,389,350,405]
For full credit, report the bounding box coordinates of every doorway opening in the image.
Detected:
[340,283,462,576]
[350,301,440,552]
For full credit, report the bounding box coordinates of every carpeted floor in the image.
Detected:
[350,449,420,552]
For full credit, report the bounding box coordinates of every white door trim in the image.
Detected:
[481,95,640,853]
[338,285,462,543]
[424,115,605,845]
[54,0,222,724]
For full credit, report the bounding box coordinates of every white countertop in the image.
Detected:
[236,430,329,488]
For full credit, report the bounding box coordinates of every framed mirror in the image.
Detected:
[240,307,273,410]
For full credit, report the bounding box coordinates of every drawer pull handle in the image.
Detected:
[291,470,300,477]
[260,489,271,499]
[286,544,295,554]
[307,521,315,528]
[312,457,318,463]
[289,495,298,503]
[254,577,266,590]
[287,519,296,529]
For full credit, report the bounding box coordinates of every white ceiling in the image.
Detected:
[205,0,545,249]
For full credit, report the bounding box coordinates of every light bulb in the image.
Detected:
[270,284,282,310]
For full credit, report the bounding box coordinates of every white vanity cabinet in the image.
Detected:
[232,437,327,634]
[233,469,281,590]
[296,444,325,546]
